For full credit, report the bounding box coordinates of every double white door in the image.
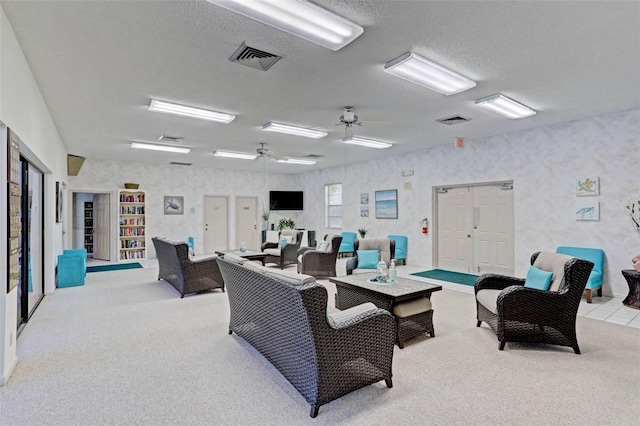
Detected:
[436,183,514,275]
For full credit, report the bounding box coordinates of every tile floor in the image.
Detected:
[87,256,640,328]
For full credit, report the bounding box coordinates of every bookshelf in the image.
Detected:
[118,190,146,261]
[84,201,94,256]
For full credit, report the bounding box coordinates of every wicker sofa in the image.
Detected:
[216,256,396,418]
[152,237,224,298]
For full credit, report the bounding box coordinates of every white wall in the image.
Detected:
[66,161,304,257]
[0,5,68,384]
[298,109,640,297]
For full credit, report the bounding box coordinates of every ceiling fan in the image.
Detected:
[336,106,363,128]
[256,142,284,161]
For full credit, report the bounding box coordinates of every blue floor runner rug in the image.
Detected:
[410,269,478,286]
[87,263,143,273]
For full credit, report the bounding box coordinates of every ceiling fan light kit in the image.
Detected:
[474,93,536,119]
[208,0,363,51]
[384,52,476,95]
[148,99,235,123]
[212,150,258,160]
[342,136,392,149]
[131,142,191,154]
[262,122,328,138]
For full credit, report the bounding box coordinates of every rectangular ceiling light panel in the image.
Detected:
[262,122,328,139]
[131,142,191,154]
[341,136,392,149]
[276,158,317,165]
[474,93,536,119]
[208,0,363,51]
[384,52,476,95]
[212,150,258,160]
[148,99,235,123]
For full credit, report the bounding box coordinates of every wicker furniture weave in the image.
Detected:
[261,230,304,269]
[152,237,224,298]
[216,258,395,418]
[330,273,441,348]
[297,234,343,277]
[474,251,594,354]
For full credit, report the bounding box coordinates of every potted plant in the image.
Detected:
[277,217,296,231]
[358,227,368,238]
[261,208,270,231]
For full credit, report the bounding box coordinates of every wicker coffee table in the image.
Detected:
[215,249,268,266]
[330,273,442,348]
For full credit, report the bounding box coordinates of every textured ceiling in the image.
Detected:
[3,0,639,174]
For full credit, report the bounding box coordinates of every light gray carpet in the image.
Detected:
[1,266,639,425]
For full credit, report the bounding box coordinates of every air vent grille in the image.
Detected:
[229,42,282,71]
[159,135,184,142]
[304,154,324,159]
[436,115,471,125]
[169,162,192,166]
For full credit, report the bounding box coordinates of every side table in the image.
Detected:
[621,270,640,310]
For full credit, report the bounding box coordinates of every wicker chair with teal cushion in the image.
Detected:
[556,246,604,303]
[338,232,357,257]
[387,235,408,265]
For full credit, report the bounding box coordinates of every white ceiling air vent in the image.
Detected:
[169,162,192,166]
[229,42,282,71]
[436,115,471,125]
[304,154,324,159]
[158,135,184,142]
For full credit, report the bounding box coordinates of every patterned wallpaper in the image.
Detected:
[68,108,639,297]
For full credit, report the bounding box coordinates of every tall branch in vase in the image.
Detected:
[627,200,640,239]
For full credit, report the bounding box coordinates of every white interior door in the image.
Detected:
[473,185,514,275]
[93,193,111,261]
[204,195,229,253]
[437,187,473,272]
[436,183,514,275]
[235,196,258,250]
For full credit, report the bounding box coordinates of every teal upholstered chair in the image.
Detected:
[63,249,87,276]
[188,236,195,256]
[387,235,408,265]
[57,254,85,287]
[556,246,604,303]
[338,232,357,257]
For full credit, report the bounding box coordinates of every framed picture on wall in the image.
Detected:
[360,193,369,204]
[55,181,64,223]
[360,206,369,217]
[575,200,599,221]
[375,189,398,219]
[164,196,184,215]
[576,176,599,196]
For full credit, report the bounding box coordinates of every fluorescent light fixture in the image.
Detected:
[384,52,476,95]
[131,142,190,154]
[148,99,235,123]
[262,122,328,139]
[208,0,363,51]
[212,150,258,160]
[341,136,392,149]
[474,93,536,119]
[276,158,317,165]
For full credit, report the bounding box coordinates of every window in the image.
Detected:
[325,183,342,229]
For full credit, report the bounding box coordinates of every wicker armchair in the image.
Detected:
[346,238,396,275]
[475,251,594,354]
[297,234,343,277]
[152,237,224,298]
[261,229,303,269]
[216,258,395,418]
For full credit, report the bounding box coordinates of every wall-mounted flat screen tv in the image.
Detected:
[269,191,304,211]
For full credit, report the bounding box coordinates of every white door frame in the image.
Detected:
[68,189,116,262]
[433,180,514,273]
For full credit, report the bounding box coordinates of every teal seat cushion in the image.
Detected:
[556,246,604,289]
[357,250,379,269]
[387,235,407,260]
[524,266,553,291]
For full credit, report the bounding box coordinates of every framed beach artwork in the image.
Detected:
[360,206,369,217]
[164,196,184,215]
[360,193,369,204]
[375,189,398,219]
[55,181,65,223]
[576,176,599,196]
[575,201,599,221]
